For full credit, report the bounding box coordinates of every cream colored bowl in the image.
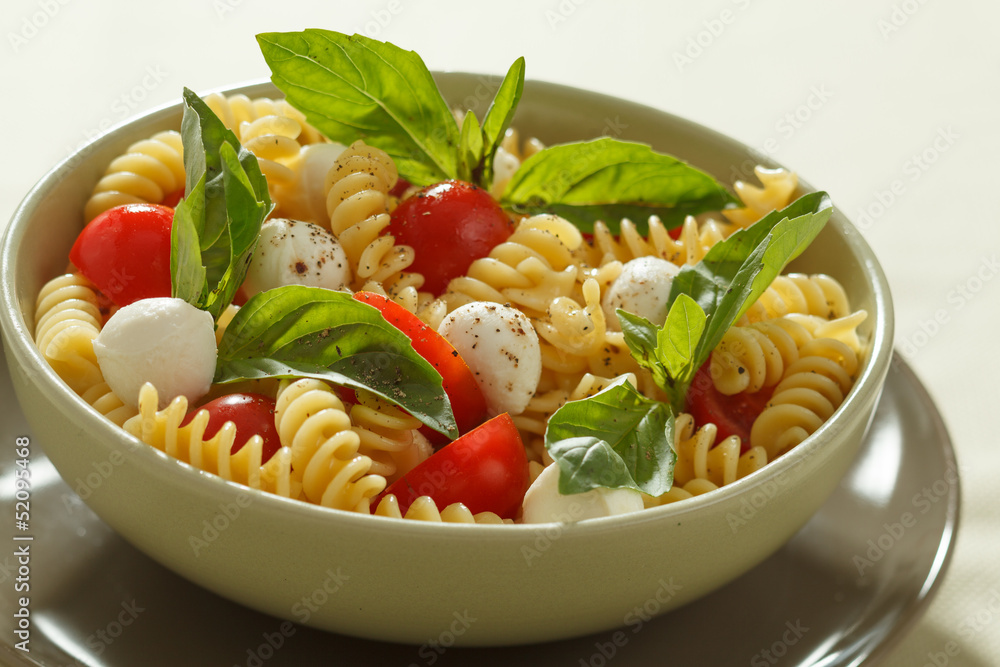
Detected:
[0,76,893,646]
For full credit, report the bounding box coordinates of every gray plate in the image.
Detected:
[0,347,958,667]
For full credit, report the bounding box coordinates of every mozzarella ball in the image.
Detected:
[437,302,541,417]
[602,256,681,331]
[243,218,351,297]
[521,463,644,523]
[93,297,217,409]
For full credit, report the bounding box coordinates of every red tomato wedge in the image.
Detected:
[387,179,513,296]
[685,357,773,452]
[182,393,281,464]
[353,291,488,442]
[69,203,174,307]
[377,413,529,519]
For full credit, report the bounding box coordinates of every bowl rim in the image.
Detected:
[0,74,895,536]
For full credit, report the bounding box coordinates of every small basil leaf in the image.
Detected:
[545,377,675,496]
[500,138,737,232]
[657,294,706,382]
[617,309,669,390]
[478,57,525,187]
[457,110,483,184]
[257,30,460,186]
[215,285,457,439]
[170,173,208,306]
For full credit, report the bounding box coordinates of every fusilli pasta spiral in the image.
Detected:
[274,378,386,512]
[83,131,185,222]
[709,319,812,395]
[323,141,424,306]
[750,338,859,458]
[34,273,104,395]
[124,383,296,497]
[373,494,509,524]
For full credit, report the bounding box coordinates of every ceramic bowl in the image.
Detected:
[0,75,894,646]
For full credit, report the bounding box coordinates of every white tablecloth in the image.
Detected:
[2,1,996,664]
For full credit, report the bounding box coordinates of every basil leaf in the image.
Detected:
[657,294,706,382]
[170,173,207,306]
[545,377,675,496]
[616,309,669,390]
[668,192,832,370]
[172,88,272,321]
[257,30,460,186]
[478,57,525,187]
[457,110,483,184]
[215,285,457,439]
[500,138,737,232]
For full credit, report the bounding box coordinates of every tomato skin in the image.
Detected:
[387,179,513,295]
[353,291,488,443]
[182,393,281,463]
[377,413,529,519]
[161,189,185,208]
[685,358,773,452]
[69,203,174,307]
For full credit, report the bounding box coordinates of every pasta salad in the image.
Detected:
[34,30,867,525]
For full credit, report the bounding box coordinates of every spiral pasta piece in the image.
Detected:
[710,318,813,395]
[323,140,424,304]
[123,383,297,497]
[33,273,105,395]
[348,390,427,482]
[722,166,799,228]
[750,338,858,458]
[373,494,509,524]
[741,273,852,324]
[274,378,386,511]
[646,412,768,507]
[83,131,185,222]
[590,214,718,268]
[203,92,322,145]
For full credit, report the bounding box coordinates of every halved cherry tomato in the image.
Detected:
[69,203,173,307]
[376,413,529,519]
[387,179,513,295]
[182,393,281,463]
[685,357,773,452]
[353,291,488,443]
[388,177,411,199]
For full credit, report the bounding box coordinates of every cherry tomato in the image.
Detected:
[376,413,529,519]
[69,203,173,307]
[685,357,774,452]
[161,189,185,208]
[353,291,488,443]
[388,177,411,199]
[387,179,513,295]
[182,393,281,463]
